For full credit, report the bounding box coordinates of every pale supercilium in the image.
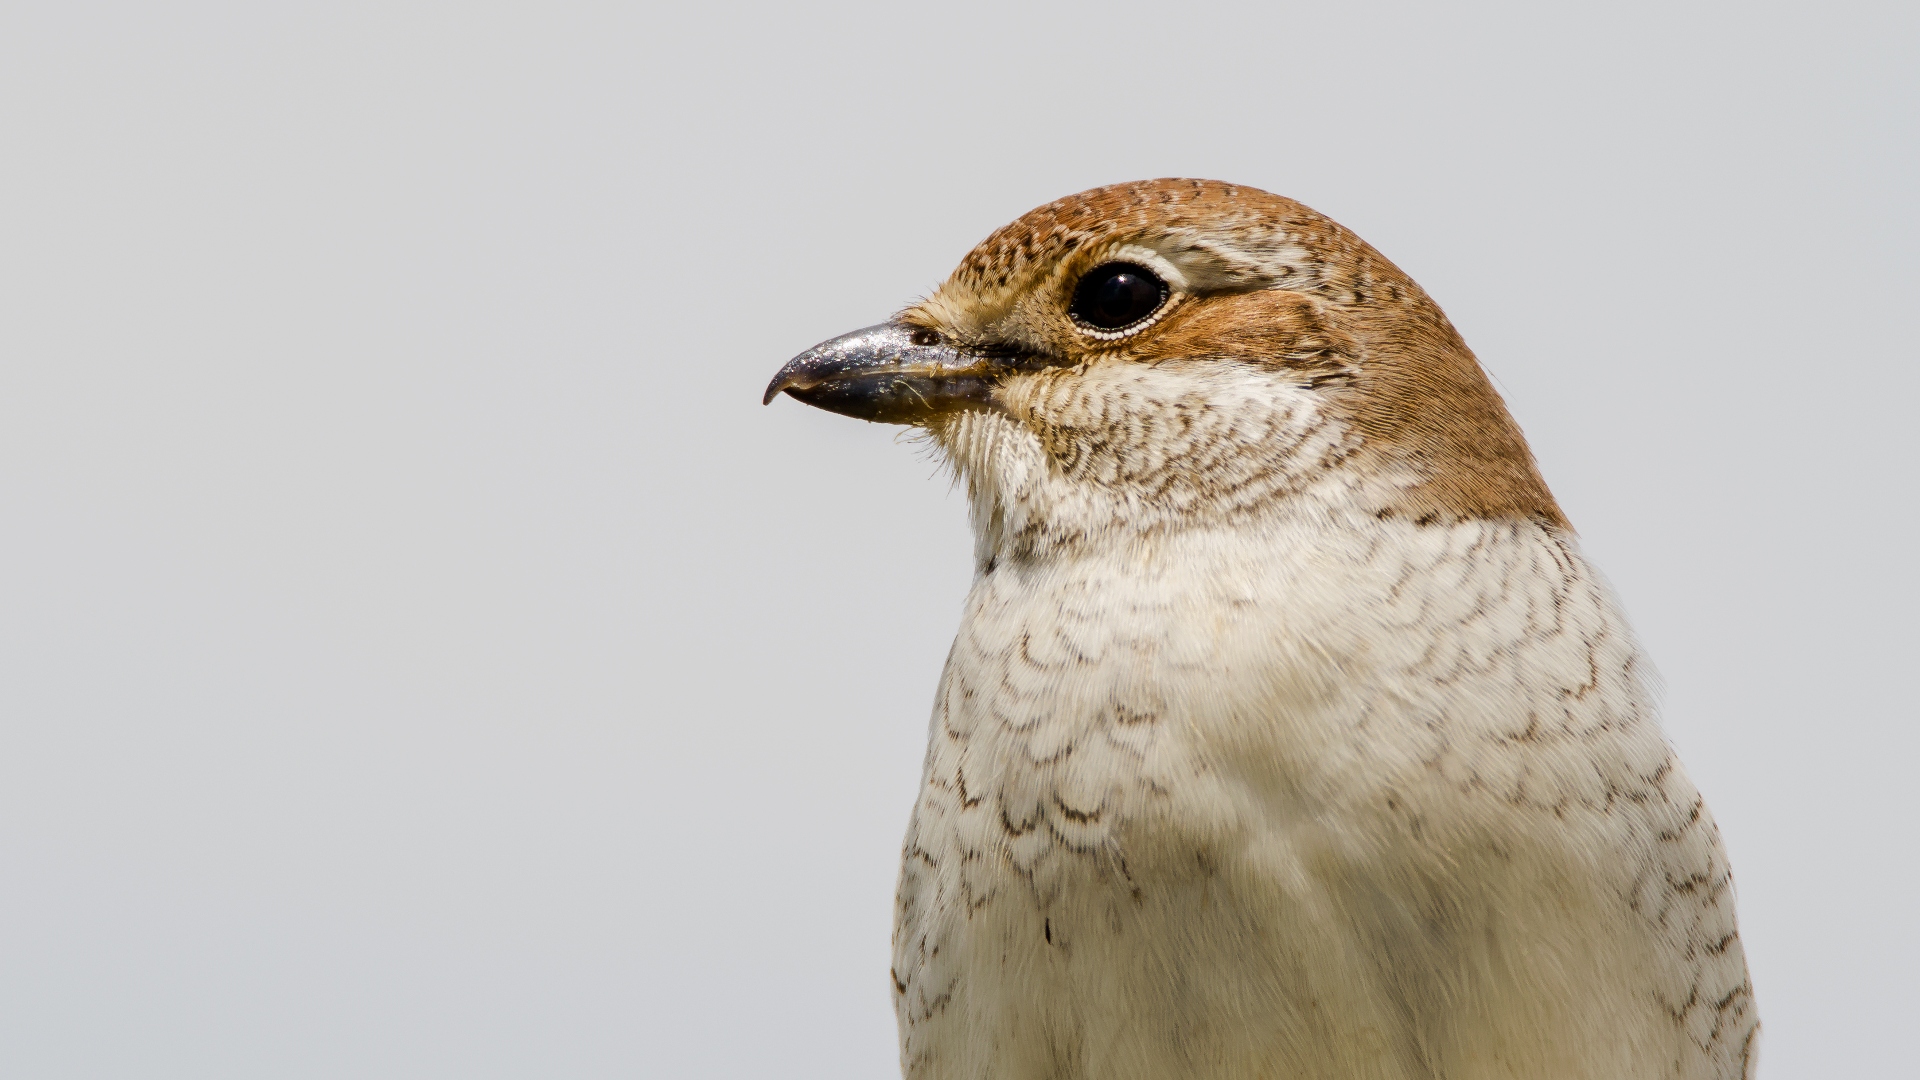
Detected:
[765,180,1757,1080]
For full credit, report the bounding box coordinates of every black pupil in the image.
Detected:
[1072,263,1164,330]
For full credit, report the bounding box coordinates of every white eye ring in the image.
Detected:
[1069,262,1170,337]
[1066,245,1189,341]
[1072,295,1182,341]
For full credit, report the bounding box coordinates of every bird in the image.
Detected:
[764,179,1757,1080]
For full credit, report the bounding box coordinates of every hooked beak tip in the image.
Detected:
[761,369,805,406]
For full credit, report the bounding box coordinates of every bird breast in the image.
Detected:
[892,508,1742,1078]
[917,508,1663,895]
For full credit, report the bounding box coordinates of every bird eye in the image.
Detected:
[1070,262,1168,332]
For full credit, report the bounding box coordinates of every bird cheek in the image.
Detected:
[992,370,1077,437]
[991,371,1041,417]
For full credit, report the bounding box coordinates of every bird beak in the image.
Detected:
[762,322,1007,424]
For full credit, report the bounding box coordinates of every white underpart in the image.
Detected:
[893,363,1755,1079]
[944,361,1375,565]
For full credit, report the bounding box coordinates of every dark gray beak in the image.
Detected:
[762,323,1006,425]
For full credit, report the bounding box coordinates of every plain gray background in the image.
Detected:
[1,2,1914,1076]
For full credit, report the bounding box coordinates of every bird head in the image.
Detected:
[766,179,1564,563]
